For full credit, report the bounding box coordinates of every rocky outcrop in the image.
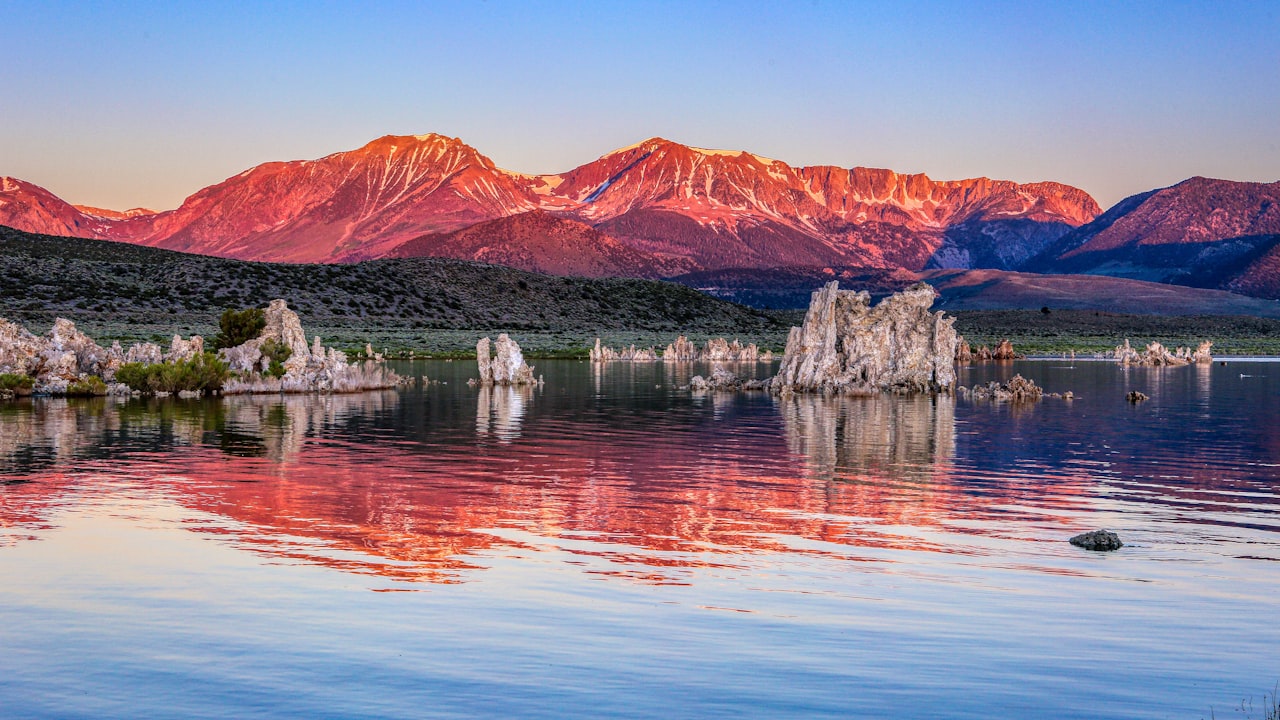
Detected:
[955,338,973,364]
[0,318,44,378]
[1126,390,1148,403]
[770,281,957,395]
[165,334,205,363]
[122,341,163,365]
[958,374,1055,402]
[218,300,400,394]
[590,338,659,362]
[664,335,699,362]
[592,335,767,363]
[702,338,759,362]
[968,339,1020,362]
[1113,339,1213,366]
[686,368,769,392]
[0,316,203,395]
[475,333,538,386]
[1069,530,1123,551]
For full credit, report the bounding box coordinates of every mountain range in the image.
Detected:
[2,134,1278,304]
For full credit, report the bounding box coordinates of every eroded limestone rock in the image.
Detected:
[959,374,1045,402]
[593,335,767,363]
[686,368,769,392]
[165,334,204,363]
[474,333,538,386]
[664,335,699,362]
[0,318,44,377]
[219,300,400,394]
[1,316,198,395]
[1114,339,1213,366]
[770,282,957,395]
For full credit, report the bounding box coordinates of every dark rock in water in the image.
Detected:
[1126,391,1148,403]
[1069,530,1123,551]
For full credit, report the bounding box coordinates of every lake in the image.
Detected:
[1,359,1278,718]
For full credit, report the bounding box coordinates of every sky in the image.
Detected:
[1,1,1277,212]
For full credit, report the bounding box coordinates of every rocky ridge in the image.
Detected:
[0,134,1099,272]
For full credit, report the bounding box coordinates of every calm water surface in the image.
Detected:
[1,359,1278,718]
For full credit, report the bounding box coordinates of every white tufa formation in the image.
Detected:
[218,299,400,394]
[0,316,202,395]
[591,334,769,363]
[770,281,957,395]
[475,333,538,386]
[1113,339,1213,366]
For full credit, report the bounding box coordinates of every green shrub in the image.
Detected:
[66,376,108,397]
[0,373,34,391]
[213,307,266,349]
[260,338,292,378]
[114,353,230,395]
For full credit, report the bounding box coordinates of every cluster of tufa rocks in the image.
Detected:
[956,338,1021,363]
[0,315,207,396]
[473,333,541,387]
[685,367,770,392]
[218,300,400,394]
[956,374,1072,402]
[590,335,772,363]
[1113,339,1213,366]
[770,282,957,396]
[0,300,400,398]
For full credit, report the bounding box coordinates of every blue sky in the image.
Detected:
[2,1,1277,211]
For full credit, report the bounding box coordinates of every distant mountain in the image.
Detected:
[0,134,1099,270]
[1028,177,1280,298]
[671,264,1280,317]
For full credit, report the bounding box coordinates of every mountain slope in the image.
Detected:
[0,224,782,337]
[0,134,1100,270]
[386,210,687,278]
[671,264,1280,317]
[1029,177,1280,297]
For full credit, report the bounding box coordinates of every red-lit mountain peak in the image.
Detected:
[0,177,113,238]
[136,133,540,262]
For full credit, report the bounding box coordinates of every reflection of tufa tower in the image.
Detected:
[779,394,955,481]
[475,384,534,442]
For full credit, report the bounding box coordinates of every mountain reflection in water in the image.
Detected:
[2,359,1278,584]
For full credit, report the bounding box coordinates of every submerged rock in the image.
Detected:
[770,281,957,395]
[1069,530,1123,551]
